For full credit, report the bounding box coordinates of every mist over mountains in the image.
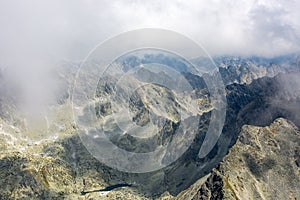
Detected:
[1,1,300,199]
[0,53,299,199]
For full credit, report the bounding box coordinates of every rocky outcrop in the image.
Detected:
[192,118,300,200]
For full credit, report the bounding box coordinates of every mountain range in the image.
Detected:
[0,54,299,199]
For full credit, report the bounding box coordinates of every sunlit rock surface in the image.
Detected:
[192,118,300,200]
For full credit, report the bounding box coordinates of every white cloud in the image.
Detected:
[95,0,300,56]
[0,0,299,116]
[0,0,299,60]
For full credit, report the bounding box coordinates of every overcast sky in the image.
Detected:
[0,0,299,117]
[1,0,300,64]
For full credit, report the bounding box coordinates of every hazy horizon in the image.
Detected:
[0,0,300,119]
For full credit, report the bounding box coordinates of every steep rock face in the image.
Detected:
[192,118,300,200]
[221,118,300,199]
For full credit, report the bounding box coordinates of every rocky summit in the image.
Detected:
[192,118,300,200]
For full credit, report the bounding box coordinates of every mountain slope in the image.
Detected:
[192,118,300,200]
[0,55,299,199]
